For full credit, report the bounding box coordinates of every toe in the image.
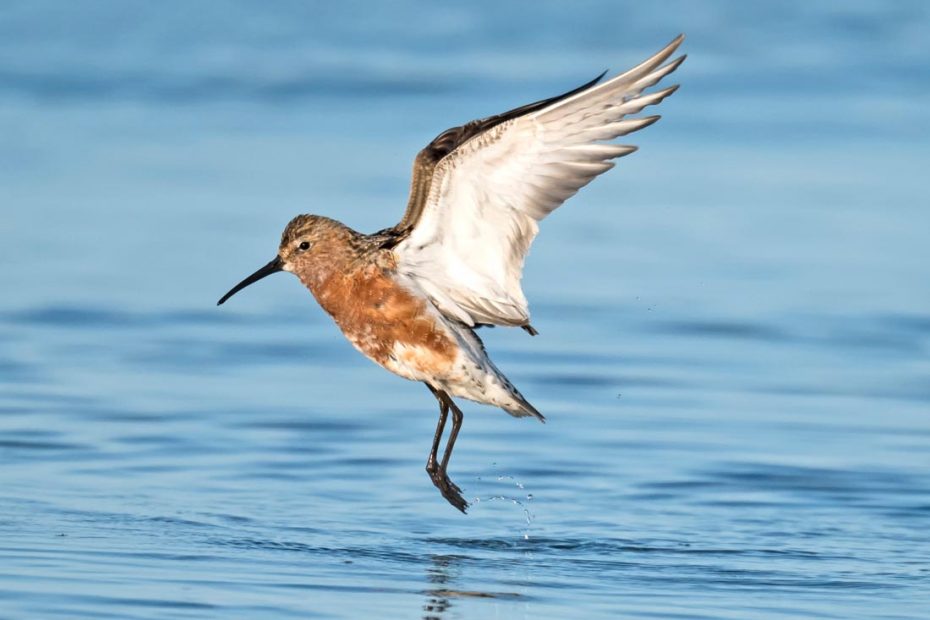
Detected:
[428,472,468,513]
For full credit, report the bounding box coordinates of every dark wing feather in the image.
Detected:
[393,71,608,236]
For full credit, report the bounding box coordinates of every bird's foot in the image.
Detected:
[427,467,468,513]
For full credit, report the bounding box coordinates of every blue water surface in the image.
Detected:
[2,1,930,618]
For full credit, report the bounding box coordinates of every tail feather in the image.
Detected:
[451,322,545,421]
[505,393,545,422]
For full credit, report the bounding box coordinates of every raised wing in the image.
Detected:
[393,35,685,328]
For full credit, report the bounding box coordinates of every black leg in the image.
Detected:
[440,399,463,473]
[424,385,468,513]
[425,385,448,473]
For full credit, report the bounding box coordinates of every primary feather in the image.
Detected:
[394,35,686,328]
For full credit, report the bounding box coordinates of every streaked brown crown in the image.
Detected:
[280,214,324,248]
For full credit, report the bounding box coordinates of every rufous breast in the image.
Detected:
[307,256,459,383]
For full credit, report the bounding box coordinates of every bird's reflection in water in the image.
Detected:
[422,554,520,620]
[423,554,457,620]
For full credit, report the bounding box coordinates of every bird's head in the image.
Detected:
[216,214,340,306]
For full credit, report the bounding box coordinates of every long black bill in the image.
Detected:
[217,256,284,306]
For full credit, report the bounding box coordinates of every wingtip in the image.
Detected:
[662,34,686,57]
[667,54,687,70]
[580,69,609,92]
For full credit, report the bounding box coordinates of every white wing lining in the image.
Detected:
[396,35,685,327]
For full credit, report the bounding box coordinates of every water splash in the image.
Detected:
[473,468,536,540]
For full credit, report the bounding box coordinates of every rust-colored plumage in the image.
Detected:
[218,36,686,512]
[279,216,457,378]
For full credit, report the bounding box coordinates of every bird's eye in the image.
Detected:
[297,241,311,252]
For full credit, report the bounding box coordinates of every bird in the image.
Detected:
[217,35,686,512]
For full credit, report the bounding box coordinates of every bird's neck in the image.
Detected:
[294,228,379,315]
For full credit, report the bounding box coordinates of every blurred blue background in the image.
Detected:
[2,1,929,618]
